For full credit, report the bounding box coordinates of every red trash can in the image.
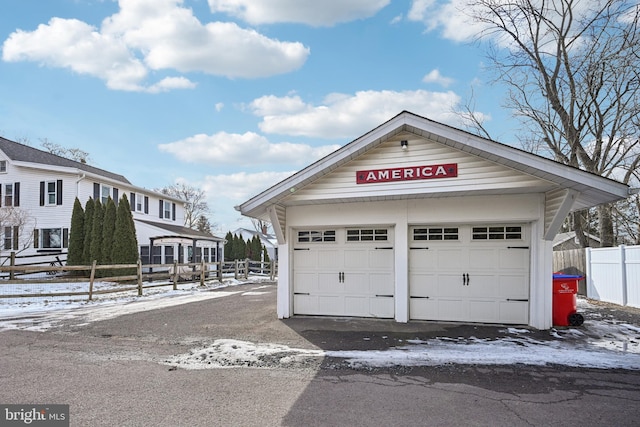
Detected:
[552,274,584,327]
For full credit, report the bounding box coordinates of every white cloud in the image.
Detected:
[158,131,340,166]
[249,89,464,139]
[146,76,197,93]
[2,0,309,91]
[422,69,454,87]
[2,17,149,91]
[208,0,390,26]
[408,0,618,49]
[407,0,480,42]
[202,170,296,201]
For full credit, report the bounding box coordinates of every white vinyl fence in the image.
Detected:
[586,245,640,308]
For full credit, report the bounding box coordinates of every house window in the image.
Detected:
[413,227,459,241]
[4,183,13,206]
[46,181,58,205]
[40,228,68,249]
[152,246,162,264]
[203,247,210,262]
[297,230,336,243]
[140,246,150,265]
[164,246,174,264]
[101,185,112,205]
[0,161,6,173]
[346,228,388,242]
[163,200,172,219]
[472,226,523,240]
[135,193,143,212]
[3,226,17,250]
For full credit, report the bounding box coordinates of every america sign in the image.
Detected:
[356,163,458,184]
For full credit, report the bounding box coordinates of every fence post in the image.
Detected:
[217,260,222,282]
[270,261,276,281]
[245,258,249,279]
[137,260,143,296]
[9,252,15,280]
[200,259,206,286]
[173,261,178,290]
[234,259,239,280]
[620,245,628,306]
[88,261,97,301]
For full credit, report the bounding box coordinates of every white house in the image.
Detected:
[232,227,278,261]
[238,111,630,329]
[0,137,224,265]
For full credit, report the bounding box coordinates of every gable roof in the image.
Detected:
[0,136,131,184]
[238,111,629,220]
[136,219,224,242]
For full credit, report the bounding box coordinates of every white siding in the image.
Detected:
[286,135,555,203]
[0,159,187,259]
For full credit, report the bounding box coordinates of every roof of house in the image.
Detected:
[238,111,630,219]
[0,136,131,184]
[553,231,601,247]
[232,227,278,246]
[136,219,224,242]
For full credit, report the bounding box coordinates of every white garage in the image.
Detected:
[238,111,629,329]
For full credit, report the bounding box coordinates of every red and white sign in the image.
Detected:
[356,163,458,184]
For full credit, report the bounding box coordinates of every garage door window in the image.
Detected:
[346,229,388,242]
[472,226,522,240]
[297,230,336,243]
[413,227,459,241]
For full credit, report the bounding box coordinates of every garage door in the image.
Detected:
[293,228,394,318]
[409,225,530,324]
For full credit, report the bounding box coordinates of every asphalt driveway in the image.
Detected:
[1,280,639,426]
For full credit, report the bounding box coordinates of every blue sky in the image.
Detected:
[0,0,519,234]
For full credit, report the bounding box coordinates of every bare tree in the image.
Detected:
[0,207,36,264]
[158,183,214,230]
[251,218,272,235]
[464,0,640,246]
[40,139,92,164]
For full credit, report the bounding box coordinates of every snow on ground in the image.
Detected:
[1,281,639,371]
[0,277,270,331]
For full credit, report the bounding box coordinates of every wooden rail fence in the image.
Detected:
[0,258,277,301]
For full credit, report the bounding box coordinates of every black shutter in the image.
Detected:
[14,182,19,207]
[113,188,119,204]
[33,229,39,249]
[172,203,176,221]
[93,183,100,200]
[40,182,45,206]
[144,196,149,214]
[13,226,18,250]
[159,200,163,218]
[63,228,69,248]
[0,184,3,207]
[130,193,135,211]
[56,180,63,205]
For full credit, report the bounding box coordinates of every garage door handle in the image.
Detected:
[294,248,310,251]
[410,296,430,299]
[376,294,393,298]
[463,273,470,286]
[410,247,429,250]
[294,292,310,296]
[507,246,529,249]
[375,247,393,250]
[507,298,528,302]
[339,272,344,283]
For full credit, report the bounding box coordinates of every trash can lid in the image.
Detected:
[553,274,584,279]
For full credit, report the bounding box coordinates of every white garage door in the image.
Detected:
[293,228,395,318]
[409,225,530,324]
